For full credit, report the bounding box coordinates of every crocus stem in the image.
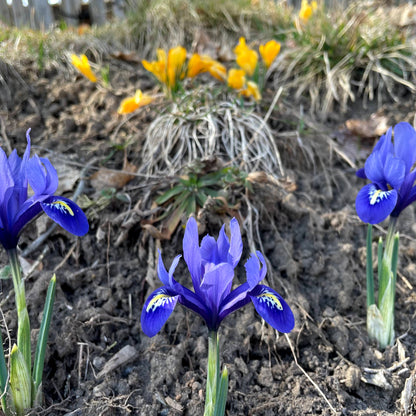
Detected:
[7,249,31,380]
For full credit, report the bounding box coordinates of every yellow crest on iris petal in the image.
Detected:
[259,40,281,68]
[71,54,97,83]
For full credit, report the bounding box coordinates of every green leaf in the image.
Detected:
[214,367,228,416]
[10,345,31,416]
[0,265,11,280]
[0,329,10,415]
[155,184,184,205]
[33,275,56,398]
[366,224,375,307]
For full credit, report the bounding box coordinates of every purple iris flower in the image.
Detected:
[0,130,89,250]
[355,122,416,225]
[141,217,295,337]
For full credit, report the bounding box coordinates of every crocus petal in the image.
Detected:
[355,183,397,224]
[41,196,89,236]
[245,251,267,289]
[141,287,179,337]
[227,218,243,267]
[157,251,181,288]
[183,217,203,292]
[250,285,295,333]
[393,122,416,173]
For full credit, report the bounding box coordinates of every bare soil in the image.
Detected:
[0,54,416,416]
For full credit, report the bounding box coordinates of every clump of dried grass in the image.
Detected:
[141,88,284,178]
[274,1,416,115]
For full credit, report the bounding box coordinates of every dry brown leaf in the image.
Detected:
[90,161,137,191]
[345,114,389,139]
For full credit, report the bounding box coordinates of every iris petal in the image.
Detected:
[200,262,235,314]
[157,251,181,288]
[141,287,179,337]
[216,225,230,263]
[227,218,243,267]
[364,151,385,186]
[250,285,295,333]
[393,122,416,173]
[41,196,89,236]
[183,217,203,290]
[245,251,267,289]
[383,153,405,190]
[355,183,397,224]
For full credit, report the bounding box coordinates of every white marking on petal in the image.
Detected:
[368,188,390,206]
[256,289,283,310]
[146,293,174,313]
[45,200,74,216]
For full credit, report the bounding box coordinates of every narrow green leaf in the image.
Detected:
[0,329,9,415]
[377,237,383,287]
[214,367,228,416]
[33,275,56,395]
[155,184,184,204]
[391,233,399,287]
[366,224,375,307]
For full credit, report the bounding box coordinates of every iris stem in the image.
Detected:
[367,216,399,349]
[204,331,229,416]
[204,331,219,416]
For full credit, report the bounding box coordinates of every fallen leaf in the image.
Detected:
[345,114,389,139]
[90,161,137,191]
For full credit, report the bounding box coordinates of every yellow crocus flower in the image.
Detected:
[167,46,187,87]
[187,54,216,78]
[241,81,262,101]
[117,90,154,114]
[142,48,167,84]
[299,0,318,22]
[236,48,258,77]
[71,54,97,83]
[259,40,281,68]
[234,37,250,56]
[208,61,227,82]
[227,68,246,90]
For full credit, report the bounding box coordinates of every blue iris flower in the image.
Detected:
[355,122,416,225]
[0,130,89,250]
[141,217,295,337]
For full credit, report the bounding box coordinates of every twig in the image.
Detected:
[285,333,338,414]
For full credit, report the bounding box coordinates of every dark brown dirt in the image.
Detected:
[0,55,416,416]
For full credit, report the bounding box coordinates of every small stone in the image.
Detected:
[344,365,361,391]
